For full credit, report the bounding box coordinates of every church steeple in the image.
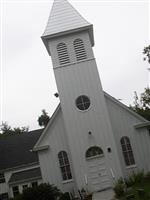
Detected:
[42,0,94,55]
[41,0,123,191]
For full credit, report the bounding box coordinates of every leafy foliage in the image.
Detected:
[143,45,150,64]
[13,183,61,200]
[144,171,150,183]
[59,192,71,200]
[113,178,126,198]
[113,171,150,199]
[125,171,144,187]
[130,88,150,121]
[38,109,50,127]
[0,122,29,135]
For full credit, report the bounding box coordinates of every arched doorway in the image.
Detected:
[85,146,111,192]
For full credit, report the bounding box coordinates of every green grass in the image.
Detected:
[119,182,150,200]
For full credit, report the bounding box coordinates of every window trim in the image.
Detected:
[12,186,19,197]
[120,136,135,166]
[75,95,91,111]
[74,38,87,61]
[126,164,137,169]
[85,146,104,159]
[22,184,28,191]
[57,42,70,65]
[58,151,72,181]
[86,154,104,160]
[0,173,5,183]
[62,179,73,184]
[31,181,38,188]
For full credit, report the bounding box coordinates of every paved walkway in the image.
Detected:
[92,189,115,200]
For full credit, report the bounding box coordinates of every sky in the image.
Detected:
[1,0,149,131]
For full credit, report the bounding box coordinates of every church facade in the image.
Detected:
[33,0,150,196]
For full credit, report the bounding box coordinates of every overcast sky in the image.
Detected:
[1,0,149,131]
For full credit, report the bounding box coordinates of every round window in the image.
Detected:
[76,95,90,111]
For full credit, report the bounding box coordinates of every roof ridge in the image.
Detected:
[0,128,43,139]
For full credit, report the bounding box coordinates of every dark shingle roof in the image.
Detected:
[0,129,43,171]
[9,167,41,184]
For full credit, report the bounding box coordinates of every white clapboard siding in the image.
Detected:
[105,94,150,176]
[47,30,123,190]
[38,108,75,193]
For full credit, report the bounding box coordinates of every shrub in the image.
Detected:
[12,194,22,200]
[133,171,144,184]
[60,192,71,200]
[125,171,144,187]
[12,183,62,200]
[144,171,150,183]
[125,174,136,187]
[113,178,125,198]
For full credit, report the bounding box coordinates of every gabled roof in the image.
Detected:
[104,92,148,123]
[42,0,94,55]
[9,167,42,185]
[34,92,149,152]
[0,129,43,172]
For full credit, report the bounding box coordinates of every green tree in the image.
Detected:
[38,109,50,127]
[13,183,61,200]
[13,126,29,134]
[0,122,29,135]
[143,45,150,64]
[130,46,150,121]
[130,88,150,121]
[0,122,12,134]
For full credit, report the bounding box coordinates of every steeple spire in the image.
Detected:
[42,0,94,55]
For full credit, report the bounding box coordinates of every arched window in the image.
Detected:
[74,39,87,61]
[86,146,104,159]
[57,43,70,65]
[120,136,135,166]
[58,151,72,181]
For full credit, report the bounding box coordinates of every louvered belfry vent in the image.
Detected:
[57,43,70,65]
[74,39,87,61]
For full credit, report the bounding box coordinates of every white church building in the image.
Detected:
[32,0,150,196]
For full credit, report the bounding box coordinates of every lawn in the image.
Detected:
[119,182,150,200]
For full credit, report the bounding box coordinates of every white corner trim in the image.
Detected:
[33,145,49,152]
[54,58,95,69]
[134,122,150,129]
[62,179,73,184]
[126,165,137,169]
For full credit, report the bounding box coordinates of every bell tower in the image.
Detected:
[42,0,123,191]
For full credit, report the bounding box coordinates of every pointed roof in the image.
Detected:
[42,0,94,54]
